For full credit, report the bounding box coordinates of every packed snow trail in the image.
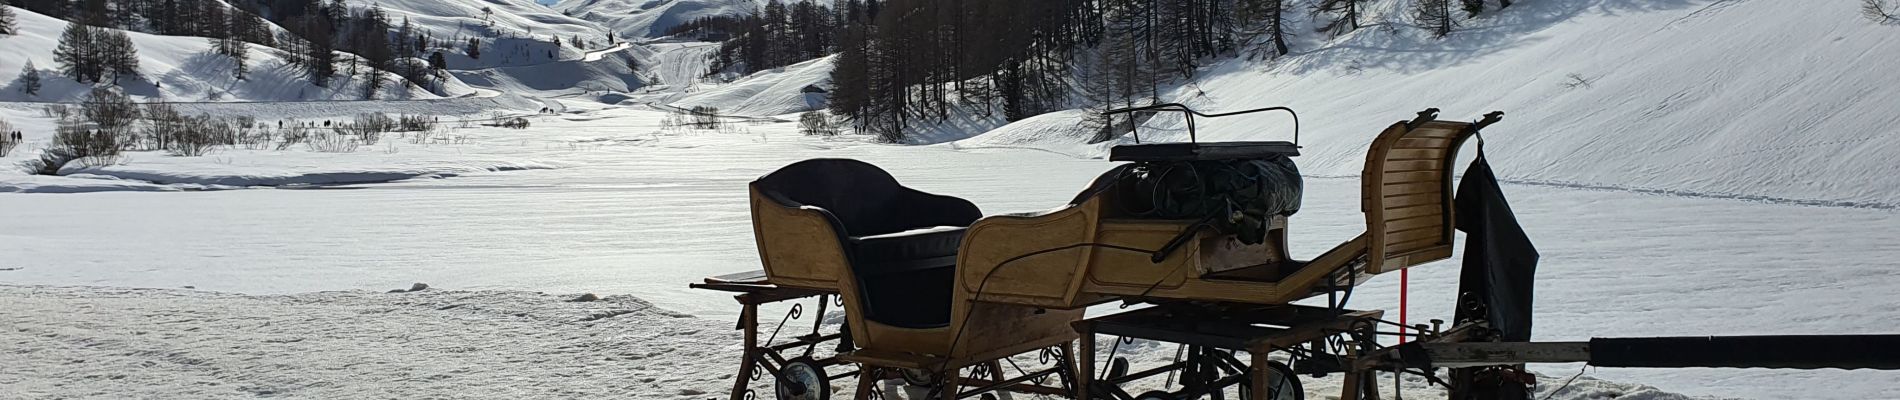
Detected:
[0,285,1720,400]
[646,42,722,92]
[582,42,637,62]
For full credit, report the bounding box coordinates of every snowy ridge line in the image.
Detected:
[1300,174,1899,210]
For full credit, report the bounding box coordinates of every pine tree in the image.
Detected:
[1461,0,1485,18]
[0,5,17,36]
[466,38,481,59]
[1414,0,1456,38]
[215,37,249,80]
[305,21,335,87]
[1314,0,1364,37]
[359,63,383,99]
[81,0,108,26]
[19,61,43,96]
[1238,0,1292,57]
[101,28,138,83]
[201,0,228,38]
[54,22,101,83]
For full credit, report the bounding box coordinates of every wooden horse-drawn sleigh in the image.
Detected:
[694,106,1900,400]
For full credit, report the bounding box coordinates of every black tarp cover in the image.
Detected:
[1452,150,1539,342]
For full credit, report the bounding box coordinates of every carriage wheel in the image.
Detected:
[775,359,830,400]
[1237,361,1303,400]
[901,368,939,387]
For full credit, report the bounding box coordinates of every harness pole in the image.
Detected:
[1399,268,1410,344]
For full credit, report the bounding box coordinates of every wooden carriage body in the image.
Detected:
[954,116,1482,309]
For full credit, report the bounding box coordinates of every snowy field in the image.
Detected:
[3,104,1898,399]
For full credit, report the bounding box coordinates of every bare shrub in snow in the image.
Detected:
[42,104,74,120]
[0,119,18,158]
[798,112,839,136]
[241,127,274,150]
[166,116,227,157]
[485,116,530,130]
[276,125,310,151]
[340,113,394,145]
[306,130,360,153]
[81,87,141,132]
[140,102,185,151]
[397,114,437,133]
[689,106,721,130]
[1867,0,1900,24]
[21,125,123,175]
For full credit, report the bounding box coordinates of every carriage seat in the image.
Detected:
[752,159,981,329]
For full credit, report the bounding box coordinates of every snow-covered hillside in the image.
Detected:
[452,42,654,98]
[558,0,757,39]
[960,0,1900,208]
[0,6,476,102]
[362,0,614,70]
[666,54,832,116]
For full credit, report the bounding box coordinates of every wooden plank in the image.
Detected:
[1381,181,1442,196]
[1386,149,1444,160]
[1408,123,1467,139]
[1396,137,1453,149]
[1380,192,1442,208]
[1386,236,1445,254]
[1385,214,1443,232]
[1382,171,1441,184]
[1420,342,1591,368]
[1383,225,1446,245]
[1382,204,1442,220]
[1382,159,1443,172]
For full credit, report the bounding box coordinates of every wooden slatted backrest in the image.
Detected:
[1361,115,1481,274]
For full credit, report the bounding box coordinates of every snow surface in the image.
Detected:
[5,0,1900,398]
[0,6,475,103]
[667,55,834,116]
[0,285,1718,399]
[3,104,1898,398]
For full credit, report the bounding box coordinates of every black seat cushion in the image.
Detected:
[845,227,964,329]
[850,227,966,267]
[753,159,981,329]
[753,159,981,236]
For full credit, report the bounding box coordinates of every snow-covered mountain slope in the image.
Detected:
[963,0,1900,208]
[452,44,652,97]
[666,54,832,116]
[360,0,615,70]
[0,6,476,102]
[558,0,757,39]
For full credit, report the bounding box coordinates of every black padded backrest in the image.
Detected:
[754,158,981,236]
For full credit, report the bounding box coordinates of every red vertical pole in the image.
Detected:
[1399,268,1409,344]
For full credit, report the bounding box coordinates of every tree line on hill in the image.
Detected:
[676,0,1512,142]
[4,0,509,98]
